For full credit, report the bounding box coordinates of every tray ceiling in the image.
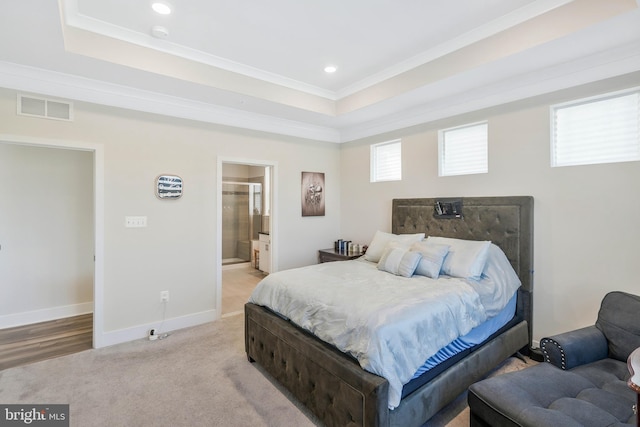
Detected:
[1,0,639,142]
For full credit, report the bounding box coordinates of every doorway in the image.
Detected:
[221,181,262,266]
[0,137,104,361]
[218,159,274,317]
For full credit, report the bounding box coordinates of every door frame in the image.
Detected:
[0,134,105,348]
[216,156,277,318]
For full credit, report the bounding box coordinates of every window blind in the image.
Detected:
[371,140,401,182]
[552,91,640,167]
[439,122,488,176]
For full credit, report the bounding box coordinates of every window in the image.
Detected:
[439,122,488,176]
[370,139,401,182]
[552,89,640,167]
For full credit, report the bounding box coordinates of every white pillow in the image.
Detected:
[364,230,425,263]
[426,236,491,279]
[410,241,450,279]
[377,246,422,277]
[466,243,522,316]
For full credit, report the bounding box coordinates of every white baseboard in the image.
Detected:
[0,302,94,329]
[97,309,218,348]
[531,339,540,349]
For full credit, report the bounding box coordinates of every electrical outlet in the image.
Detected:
[160,290,169,302]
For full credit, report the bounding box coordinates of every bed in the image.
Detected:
[245,196,534,427]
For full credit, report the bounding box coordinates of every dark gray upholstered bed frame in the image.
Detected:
[245,196,534,427]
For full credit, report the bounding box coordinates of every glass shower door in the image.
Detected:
[221,182,261,265]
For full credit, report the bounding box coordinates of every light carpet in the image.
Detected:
[0,313,534,426]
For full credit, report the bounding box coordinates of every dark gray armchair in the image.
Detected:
[468,291,640,427]
[542,291,640,371]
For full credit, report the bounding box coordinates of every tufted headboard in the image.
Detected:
[392,196,534,346]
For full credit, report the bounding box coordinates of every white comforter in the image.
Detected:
[248,258,488,408]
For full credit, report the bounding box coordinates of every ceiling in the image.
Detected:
[1,0,640,142]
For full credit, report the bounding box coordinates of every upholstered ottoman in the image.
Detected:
[468,359,636,426]
[468,291,640,427]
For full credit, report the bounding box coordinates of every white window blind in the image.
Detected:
[439,122,488,176]
[552,90,640,167]
[370,140,401,182]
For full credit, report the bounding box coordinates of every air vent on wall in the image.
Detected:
[17,94,73,121]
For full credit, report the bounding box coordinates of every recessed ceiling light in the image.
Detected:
[324,65,337,73]
[152,1,172,15]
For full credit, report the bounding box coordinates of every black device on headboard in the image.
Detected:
[434,198,463,218]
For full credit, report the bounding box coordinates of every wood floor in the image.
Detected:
[0,314,93,371]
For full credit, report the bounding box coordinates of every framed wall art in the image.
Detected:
[156,174,183,199]
[301,171,325,216]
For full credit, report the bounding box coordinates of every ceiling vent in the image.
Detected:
[17,94,73,121]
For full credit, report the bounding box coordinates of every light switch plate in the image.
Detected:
[125,216,147,228]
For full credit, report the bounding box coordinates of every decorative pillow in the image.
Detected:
[410,241,450,279]
[364,230,425,263]
[426,236,491,279]
[377,245,422,277]
[466,243,521,316]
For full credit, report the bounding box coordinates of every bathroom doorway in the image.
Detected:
[221,181,261,266]
[220,162,273,317]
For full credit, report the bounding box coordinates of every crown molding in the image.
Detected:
[339,40,640,142]
[0,61,341,143]
[1,37,639,144]
[61,0,574,101]
[61,0,337,100]
[335,0,575,99]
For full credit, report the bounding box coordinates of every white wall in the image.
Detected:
[339,78,640,344]
[0,88,341,344]
[0,143,94,327]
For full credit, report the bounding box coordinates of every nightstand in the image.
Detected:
[318,248,363,263]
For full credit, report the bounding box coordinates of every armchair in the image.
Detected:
[468,291,640,427]
[541,291,640,370]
